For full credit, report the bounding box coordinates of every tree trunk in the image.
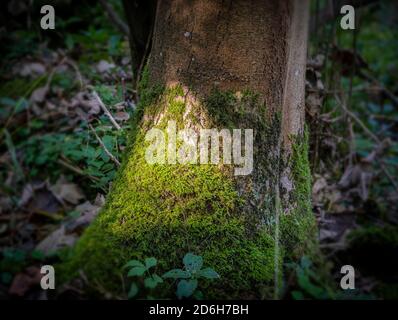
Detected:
[65,0,315,299]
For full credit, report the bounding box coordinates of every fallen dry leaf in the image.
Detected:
[70,92,101,117]
[66,200,102,233]
[30,86,49,104]
[319,229,339,242]
[96,60,115,73]
[17,62,46,77]
[49,175,85,205]
[312,176,328,196]
[21,181,61,214]
[114,111,130,122]
[9,266,42,297]
[35,225,77,255]
[18,183,34,207]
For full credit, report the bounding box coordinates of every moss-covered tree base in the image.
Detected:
[61,73,315,299]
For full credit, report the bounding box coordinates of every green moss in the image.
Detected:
[280,129,317,259]
[62,84,314,299]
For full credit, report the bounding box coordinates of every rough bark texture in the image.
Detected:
[281,0,309,148]
[150,0,289,115]
[63,0,315,299]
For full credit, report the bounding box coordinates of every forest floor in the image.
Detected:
[0,1,397,299]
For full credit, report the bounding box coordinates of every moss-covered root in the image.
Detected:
[61,84,315,299]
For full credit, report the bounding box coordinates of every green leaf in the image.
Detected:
[162,269,191,279]
[124,260,145,269]
[65,34,75,51]
[145,257,157,269]
[176,279,198,299]
[102,135,114,151]
[83,145,97,158]
[67,210,81,219]
[297,273,324,299]
[127,266,146,277]
[15,98,28,113]
[144,274,163,289]
[31,250,45,261]
[183,253,203,273]
[128,282,139,299]
[197,267,220,279]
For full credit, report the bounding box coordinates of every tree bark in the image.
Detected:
[66,0,315,299]
[150,0,288,112]
[122,0,157,80]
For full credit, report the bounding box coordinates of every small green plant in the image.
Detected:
[124,253,220,300]
[124,257,163,299]
[162,253,220,299]
[289,256,332,300]
[288,256,373,300]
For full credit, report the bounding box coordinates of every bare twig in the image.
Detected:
[335,94,398,192]
[379,161,398,192]
[99,0,129,36]
[89,89,122,130]
[65,58,84,89]
[0,57,66,144]
[360,71,398,107]
[57,157,100,182]
[4,129,25,182]
[335,94,380,144]
[88,124,121,167]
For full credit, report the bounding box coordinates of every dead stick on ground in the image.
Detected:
[88,124,121,167]
[361,72,398,107]
[379,161,398,192]
[335,94,380,144]
[335,94,398,192]
[90,89,122,130]
[57,157,100,182]
[65,58,84,89]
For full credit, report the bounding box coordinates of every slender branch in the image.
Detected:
[335,94,380,144]
[99,0,129,36]
[57,157,100,182]
[65,58,84,89]
[88,124,121,167]
[360,71,398,107]
[89,89,122,130]
[335,94,398,192]
[379,161,398,192]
